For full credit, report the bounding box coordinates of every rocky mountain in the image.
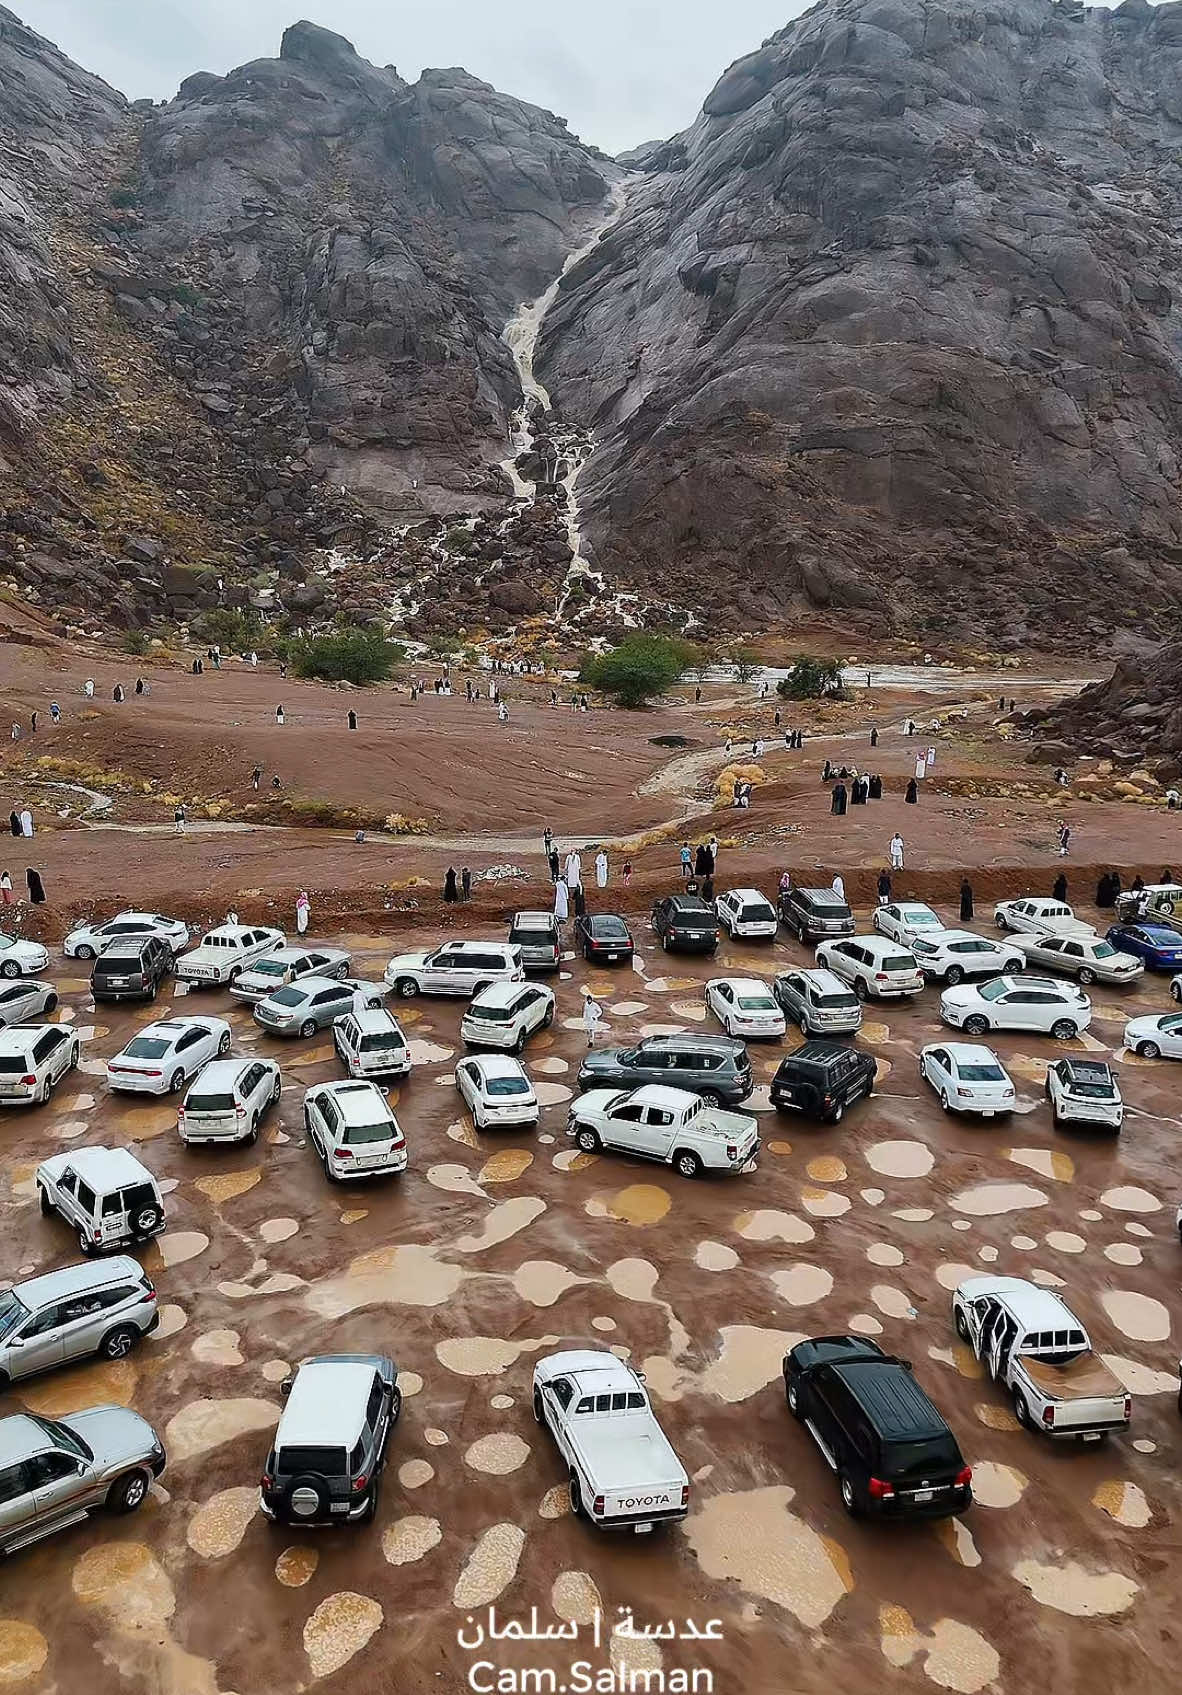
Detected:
[1026,645,1182,783]
[538,0,1182,646]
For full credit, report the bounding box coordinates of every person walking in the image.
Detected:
[251,765,262,791]
[870,726,878,748]
[134,678,144,697]
[877,869,892,906]
[461,866,472,902]
[553,876,569,922]
[84,679,94,698]
[347,710,357,731]
[680,842,692,880]
[113,684,124,703]
[275,705,285,726]
[548,846,560,883]
[595,849,608,889]
[443,868,458,904]
[29,711,37,733]
[622,859,633,887]
[19,809,32,838]
[49,702,60,725]
[271,773,282,791]
[564,849,582,892]
[832,874,846,902]
[889,832,905,871]
[905,778,918,804]
[543,826,553,860]
[0,871,11,905]
[831,782,847,816]
[174,803,186,835]
[498,702,509,725]
[296,890,310,934]
[25,868,45,905]
[960,879,974,922]
[914,752,926,783]
[8,812,18,838]
[582,989,603,1048]
[1057,822,1071,858]
[9,723,18,743]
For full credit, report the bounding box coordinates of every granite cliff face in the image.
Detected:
[538,0,1182,646]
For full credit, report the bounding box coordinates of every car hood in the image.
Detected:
[387,952,430,971]
[578,1051,632,1077]
[940,986,983,1008]
[68,1405,159,1466]
[571,1087,623,1114]
[1125,1017,1165,1035]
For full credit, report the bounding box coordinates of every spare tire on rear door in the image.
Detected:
[282,1474,331,1523]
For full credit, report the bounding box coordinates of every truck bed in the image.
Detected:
[571,1414,685,1494]
[1022,1353,1124,1402]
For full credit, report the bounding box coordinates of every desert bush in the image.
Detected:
[289,629,403,685]
[776,656,847,700]
[579,635,698,708]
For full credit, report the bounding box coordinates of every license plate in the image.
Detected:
[605,953,618,961]
[634,1521,653,1534]
[1083,1431,1102,1443]
[913,1489,933,1504]
[981,1109,995,1118]
[108,978,128,987]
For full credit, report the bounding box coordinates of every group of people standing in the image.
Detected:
[824,765,885,813]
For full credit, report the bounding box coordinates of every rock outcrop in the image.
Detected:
[1027,646,1182,783]
[538,0,1182,646]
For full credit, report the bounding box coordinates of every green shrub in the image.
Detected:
[729,645,761,684]
[775,656,847,700]
[579,635,697,708]
[170,281,203,309]
[191,608,266,650]
[291,629,404,685]
[122,629,150,656]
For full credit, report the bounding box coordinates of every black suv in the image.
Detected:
[91,936,174,1003]
[779,886,855,944]
[574,912,635,965]
[578,1033,752,1106]
[770,1041,876,1122]
[783,1337,972,1520]
[260,1352,400,1527]
[651,895,719,954]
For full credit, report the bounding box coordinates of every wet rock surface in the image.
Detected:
[1026,643,1182,783]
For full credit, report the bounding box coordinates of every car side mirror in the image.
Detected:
[899,1358,913,1371]
[8,1336,24,1347]
[636,1371,647,1382]
[279,1373,295,1397]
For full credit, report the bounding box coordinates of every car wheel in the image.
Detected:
[99,1325,139,1361]
[532,1390,546,1426]
[542,1003,554,1028]
[944,965,964,986]
[395,977,420,998]
[299,1019,317,1040]
[44,991,58,1013]
[132,1203,163,1237]
[1138,1041,1161,1060]
[146,980,157,1001]
[1013,1389,1031,1427]
[76,944,96,961]
[1051,1019,1077,1041]
[0,961,18,980]
[786,1379,803,1419]
[839,1472,862,1518]
[1078,967,1096,987]
[963,1015,989,1037]
[107,1469,150,1515]
[334,962,349,979]
[674,1149,702,1179]
[995,915,1008,931]
[698,1090,722,1110]
[568,1472,586,1519]
[940,1091,952,1113]
[512,1030,526,1055]
[38,1074,53,1105]
[270,1075,282,1104]
[854,979,869,1002]
[38,1185,51,1217]
[78,1229,95,1256]
[954,1307,969,1341]
[247,1118,259,1146]
[169,1068,185,1093]
[575,1126,601,1154]
[218,1030,231,1055]
[829,1100,845,1124]
[358,1476,380,1523]
[1171,981,1182,1004]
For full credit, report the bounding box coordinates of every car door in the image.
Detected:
[0,1462,40,1545]
[602,1098,647,1151]
[27,1448,93,1523]
[456,1060,479,1109]
[1057,940,1086,976]
[827,943,854,985]
[711,981,733,1024]
[9,1303,67,1377]
[966,1295,995,1356]
[1035,937,1063,971]
[926,1047,950,1092]
[310,987,345,1028]
[632,1102,679,1160]
[803,1365,842,1464]
[335,1015,359,1064]
[989,1311,1019,1382]
[425,947,464,994]
[239,1063,265,1116]
[39,1029,70,1081]
[0,986,26,1025]
[175,1027,208,1072]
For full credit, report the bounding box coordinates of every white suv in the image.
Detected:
[0,1025,79,1106]
[0,981,57,1027]
[175,924,285,987]
[384,940,523,999]
[178,1058,282,1145]
[37,1148,165,1254]
[815,936,924,1001]
[1045,1057,1123,1131]
[106,1016,231,1094]
[910,929,1026,985]
[63,911,189,961]
[333,1008,411,1079]
[941,976,1092,1039]
[460,982,555,1051]
[303,1080,407,1180]
[715,888,778,940]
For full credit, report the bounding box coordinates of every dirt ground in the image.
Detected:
[0,906,1178,1695]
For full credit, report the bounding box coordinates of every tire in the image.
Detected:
[247,1119,259,1146]
[132,1203,163,1236]
[512,1030,526,1055]
[335,962,349,979]
[674,1149,702,1179]
[106,1469,150,1515]
[533,1390,546,1426]
[698,1090,721,1109]
[0,960,18,980]
[146,980,157,1001]
[1051,1019,1077,1041]
[1171,982,1181,1004]
[169,1068,185,1093]
[829,1100,845,1124]
[995,915,1008,931]
[395,977,420,998]
[1013,1388,1031,1427]
[38,1185,51,1217]
[218,1030,231,1055]
[963,1015,989,1037]
[1138,1041,1161,1060]
[75,944,96,961]
[99,1326,138,1361]
[568,1472,586,1520]
[575,1126,601,1154]
[44,992,57,1013]
[940,1091,952,1114]
[39,1075,53,1105]
[358,1476,380,1524]
[854,979,869,1002]
[299,1019,317,1040]
[944,965,964,986]
[839,1472,862,1518]
[542,1003,554,1028]
[786,1379,803,1419]
[1078,968,1096,987]
[270,1075,282,1104]
[954,1307,969,1341]
[79,1229,95,1256]
[284,1474,331,1522]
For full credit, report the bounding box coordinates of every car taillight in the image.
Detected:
[1123,1397,1132,1420]
[144,1288,156,1302]
[20,1074,35,1086]
[954,1465,972,1488]
[726,1145,737,1160]
[352,1473,369,1493]
[867,1477,895,1499]
[261,1473,273,1489]
[1042,1405,1055,1426]
[822,1093,833,1106]
[680,1485,689,1506]
[592,1495,604,1516]
[236,1103,247,1116]
[334,1148,354,1160]
[875,973,890,983]
[391,1136,405,1149]
[92,1230,102,1244]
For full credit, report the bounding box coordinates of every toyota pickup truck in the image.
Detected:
[174,925,286,988]
[567,1083,759,1179]
[532,1350,688,1533]
[953,1275,1130,1440]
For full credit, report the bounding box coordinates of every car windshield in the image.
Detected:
[1068,1079,1116,1099]
[0,1289,29,1340]
[122,1037,171,1059]
[672,911,714,929]
[33,1417,90,1460]
[1091,943,1117,959]
[910,939,936,955]
[269,987,306,1008]
[594,918,629,937]
[737,995,777,1011]
[906,910,940,926]
[274,1445,346,1475]
[957,1064,1006,1082]
[743,904,776,922]
[486,1075,531,1097]
[977,981,1007,1002]
[0,936,16,951]
[341,1117,396,1145]
[186,1092,235,1113]
[510,923,552,941]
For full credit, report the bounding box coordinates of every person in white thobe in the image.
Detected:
[553,878,569,921]
[296,892,310,934]
[595,850,608,889]
[583,992,603,1047]
[564,850,582,891]
[914,754,926,782]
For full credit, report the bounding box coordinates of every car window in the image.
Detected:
[0,1464,31,1505]
[32,1033,56,1062]
[22,1304,64,1339]
[365,1377,385,1429]
[550,1378,573,1409]
[100,1193,125,1219]
[613,1103,646,1123]
[75,1181,97,1216]
[26,1451,80,1486]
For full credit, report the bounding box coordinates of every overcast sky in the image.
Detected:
[18,0,811,153]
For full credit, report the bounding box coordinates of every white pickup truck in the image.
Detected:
[174,924,286,988]
[532,1350,689,1532]
[953,1275,1130,1440]
[567,1083,759,1180]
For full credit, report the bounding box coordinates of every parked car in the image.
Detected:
[0,1405,166,1556]
[384,940,523,998]
[567,1083,759,1179]
[455,1053,539,1130]
[259,1354,400,1527]
[1104,923,1182,972]
[0,1024,79,1106]
[63,911,190,961]
[773,967,862,1036]
[783,1336,972,1519]
[650,894,719,955]
[779,886,855,943]
[953,1275,1130,1439]
[1044,1057,1123,1131]
[940,976,1091,1040]
[704,977,785,1040]
[303,1080,407,1180]
[715,888,778,941]
[909,929,1025,985]
[919,1042,1015,1116]
[229,945,351,1002]
[873,902,944,943]
[0,1259,159,1388]
[175,924,285,987]
[253,975,371,1038]
[178,1057,282,1146]
[0,932,49,979]
[815,935,924,1001]
[769,1042,877,1123]
[577,1034,751,1107]
[37,1148,165,1255]
[460,981,555,1052]
[1019,931,1142,987]
[1122,1012,1182,1060]
[507,911,561,973]
[333,1008,411,1079]
[1115,882,1182,925]
[532,1349,689,1531]
[91,935,174,1003]
[106,1016,231,1095]
[0,980,58,1027]
[994,898,1092,936]
[574,912,635,965]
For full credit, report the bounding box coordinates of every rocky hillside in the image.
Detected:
[1026,646,1182,784]
[539,0,1182,647]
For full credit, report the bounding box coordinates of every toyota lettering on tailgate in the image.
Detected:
[620,1493,671,1509]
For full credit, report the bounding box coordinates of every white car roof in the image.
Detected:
[13,1255,143,1305]
[471,981,529,1009]
[792,967,853,995]
[276,1360,376,1450]
[137,1017,219,1040]
[726,888,773,904]
[955,1275,1078,1329]
[624,1084,698,1111]
[928,929,998,946]
[512,911,557,927]
[57,1147,155,1188]
[350,1008,402,1036]
[0,1025,56,1056]
[541,1349,641,1393]
[322,1081,394,1125]
[714,977,774,996]
[472,1054,531,1081]
[187,1059,260,1091]
[856,934,914,956]
[936,1042,1006,1067]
